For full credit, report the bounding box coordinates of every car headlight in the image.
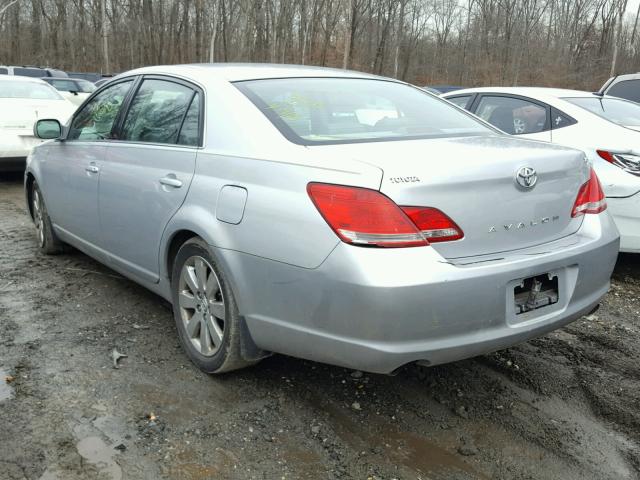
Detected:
[596,150,640,176]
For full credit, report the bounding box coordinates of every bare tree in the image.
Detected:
[1,0,640,90]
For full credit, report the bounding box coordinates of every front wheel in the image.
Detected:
[31,182,65,255]
[171,238,257,373]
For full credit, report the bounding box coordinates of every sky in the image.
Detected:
[627,0,640,16]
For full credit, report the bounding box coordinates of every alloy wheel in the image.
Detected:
[32,189,45,248]
[177,256,225,356]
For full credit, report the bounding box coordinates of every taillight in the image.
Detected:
[597,150,640,175]
[307,183,428,247]
[571,168,607,217]
[596,150,614,163]
[401,207,464,242]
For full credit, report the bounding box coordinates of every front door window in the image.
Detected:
[68,80,133,140]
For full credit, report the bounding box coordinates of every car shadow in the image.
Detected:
[0,172,24,184]
[612,253,640,282]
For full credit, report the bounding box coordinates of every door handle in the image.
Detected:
[85,164,100,174]
[159,175,183,188]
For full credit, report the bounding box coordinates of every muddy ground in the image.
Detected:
[0,172,639,480]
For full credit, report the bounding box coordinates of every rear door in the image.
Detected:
[98,76,202,283]
[40,78,135,255]
[472,94,552,142]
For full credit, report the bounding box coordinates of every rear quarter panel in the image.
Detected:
[166,149,382,270]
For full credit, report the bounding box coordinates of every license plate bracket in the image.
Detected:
[514,273,559,315]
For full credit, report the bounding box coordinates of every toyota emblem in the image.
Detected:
[516,166,537,189]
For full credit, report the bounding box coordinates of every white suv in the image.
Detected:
[0,65,68,78]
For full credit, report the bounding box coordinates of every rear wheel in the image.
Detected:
[31,182,65,255]
[171,238,257,373]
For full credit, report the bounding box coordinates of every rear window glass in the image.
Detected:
[0,80,62,100]
[76,80,96,93]
[564,97,640,127]
[606,80,640,103]
[236,78,492,145]
[49,79,79,92]
[13,67,45,78]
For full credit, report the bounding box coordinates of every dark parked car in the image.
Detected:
[0,66,67,78]
[67,72,102,83]
[599,73,640,103]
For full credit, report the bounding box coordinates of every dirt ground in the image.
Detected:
[1,172,639,480]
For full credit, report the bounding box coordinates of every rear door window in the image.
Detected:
[121,79,197,145]
[475,96,549,135]
[607,80,640,103]
[177,93,201,146]
[0,68,7,75]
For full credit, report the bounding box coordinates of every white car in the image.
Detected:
[41,77,96,106]
[443,87,640,253]
[0,75,75,171]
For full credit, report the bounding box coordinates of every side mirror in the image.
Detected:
[70,91,79,96]
[34,119,62,140]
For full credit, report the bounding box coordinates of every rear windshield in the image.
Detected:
[564,97,640,127]
[76,80,96,93]
[236,78,493,145]
[0,80,63,100]
[13,67,45,78]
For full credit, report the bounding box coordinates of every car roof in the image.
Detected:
[41,77,76,81]
[599,72,640,94]
[606,72,640,81]
[0,74,49,84]
[119,63,388,83]
[443,86,593,99]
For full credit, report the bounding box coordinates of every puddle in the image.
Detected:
[318,400,488,479]
[0,368,14,401]
[167,447,237,480]
[76,436,122,480]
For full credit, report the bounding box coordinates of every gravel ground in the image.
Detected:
[1,172,639,480]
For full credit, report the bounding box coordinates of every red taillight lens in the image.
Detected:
[596,150,614,163]
[307,183,428,247]
[571,168,607,217]
[400,206,464,242]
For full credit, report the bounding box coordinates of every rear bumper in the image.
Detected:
[217,212,619,374]
[607,193,640,253]
[0,135,44,164]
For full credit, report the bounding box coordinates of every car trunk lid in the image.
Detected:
[0,99,74,135]
[313,135,588,259]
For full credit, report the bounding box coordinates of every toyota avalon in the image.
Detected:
[25,64,619,374]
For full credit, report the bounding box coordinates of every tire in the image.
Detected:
[31,181,66,255]
[171,237,257,373]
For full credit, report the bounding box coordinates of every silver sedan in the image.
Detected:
[25,64,619,374]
